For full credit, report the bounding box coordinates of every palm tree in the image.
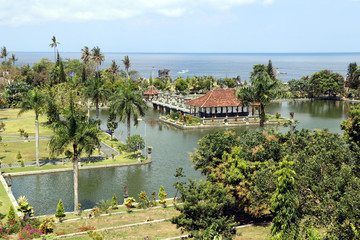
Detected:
[49,36,60,62]
[91,46,104,71]
[122,56,131,79]
[48,96,100,215]
[83,75,110,120]
[81,46,90,64]
[108,60,120,83]
[18,88,45,168]
[109,85,148,137]
[237,72,283,128]
[10,54,18,65]
[1,46,9,62]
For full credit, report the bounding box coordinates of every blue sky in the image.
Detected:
[1,0,359,53]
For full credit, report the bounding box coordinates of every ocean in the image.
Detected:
[11,52,360,82]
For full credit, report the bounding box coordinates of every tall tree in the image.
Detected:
[108,60,119,82]
[48,96,100,215]
[309,70,345,97]
[83,75,110,120]
[237,71,283,127]
[341,104,360,151]
[267,59,277,80]
[18,88,45,168]
[271,157,300,239]
[10,53,18,65]
[171,179,236,239]
[122,55,131,79]
[1,46,9,62]
[49,36,60,62]
[346,62,358,89]
[91,46,104,71]
[109,85,147,137]
[81,46,91,65]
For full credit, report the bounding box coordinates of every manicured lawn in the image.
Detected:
[48,203,272,240]
[2,115,53,137]
[0,152,140,174]
[0,140,51,164]
[64,221,184,240]
[54,207,178,235]
[0,108,36,120]
[0,181,12,223]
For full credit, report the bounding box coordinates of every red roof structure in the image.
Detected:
[185,88,241,108]
[143,86,158,95]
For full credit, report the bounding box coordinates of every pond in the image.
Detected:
[11,100,355,215]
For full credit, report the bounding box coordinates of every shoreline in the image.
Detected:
[159,117,287,130]
[1,160,152,177]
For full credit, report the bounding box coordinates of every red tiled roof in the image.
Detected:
[143,86,158,95]
[185,88,242,108]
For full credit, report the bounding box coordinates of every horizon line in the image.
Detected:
[10,51,360,54]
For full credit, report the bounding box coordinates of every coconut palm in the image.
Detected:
[83,75,110,120]
[18,88,45,168]
[109,85,148,137]
[48,96,100,215]
[10,54,18,65]
[122,55,131,79]
[237,72,283,128]
[49,36,60,62]
[108,60,120,82]
[91,46,104,71]
[81,46,91,65]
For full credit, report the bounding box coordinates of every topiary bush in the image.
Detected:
[55,199,66,222]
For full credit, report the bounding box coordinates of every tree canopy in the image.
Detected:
[185,126,360,239]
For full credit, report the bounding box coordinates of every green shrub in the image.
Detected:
[126,135,145,152]
[125,197,136,211]
[16,152,22,161]
[39,218,54,234]
[138,191,150,209]
[18,128,24,136]
[8,205,16,221]
[118,142,127,152]
[88,230,105,240]
[158,186,167,207]
[111,194,118,209]
[55,199,66,221]
[96,200,111,214]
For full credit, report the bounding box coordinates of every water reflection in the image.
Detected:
[12,100,352,214]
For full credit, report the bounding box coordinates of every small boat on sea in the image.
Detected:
[177,69,189,74]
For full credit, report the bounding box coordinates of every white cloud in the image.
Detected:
[0,0,275,26]
[156,8,187,17]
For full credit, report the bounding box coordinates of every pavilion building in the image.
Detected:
[185,88,258,118]
[143,86,159,101]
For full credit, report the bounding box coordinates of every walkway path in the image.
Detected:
[0,134,50,142]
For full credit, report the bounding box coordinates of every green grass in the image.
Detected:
[0,151,140,174]
[235,224,272,239]
[0,108,36,120]
[0,136,24,140]
[2,115,53,136]
[0,181,12,223]
[0,140,51,164]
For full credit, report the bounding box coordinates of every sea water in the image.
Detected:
[12,52,360,81]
